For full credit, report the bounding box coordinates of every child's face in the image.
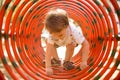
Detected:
[51,28,67,40]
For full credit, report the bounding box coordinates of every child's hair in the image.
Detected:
[44,8,69,33]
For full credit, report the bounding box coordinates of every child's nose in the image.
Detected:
[59,35,65,39]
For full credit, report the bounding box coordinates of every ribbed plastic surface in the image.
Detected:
[0,0,120,80]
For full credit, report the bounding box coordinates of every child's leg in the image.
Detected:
[65,43,75,61]
[63,43,75,70]
[52,48,59,60]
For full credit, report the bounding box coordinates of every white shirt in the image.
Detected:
[47,22,85,47]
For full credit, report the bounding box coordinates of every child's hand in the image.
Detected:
[46,67,53,76]
[80,61,87,70]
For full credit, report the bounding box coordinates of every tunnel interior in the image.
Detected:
[0,0,120,80]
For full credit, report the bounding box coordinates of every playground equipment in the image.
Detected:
[0,0,120,80]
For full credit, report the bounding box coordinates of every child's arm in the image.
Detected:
[80,39,90,70]
[45,42,57,75]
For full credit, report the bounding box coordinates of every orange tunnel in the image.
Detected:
[0,0,120,80]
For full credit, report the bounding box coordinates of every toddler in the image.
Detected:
[44,8,90,75]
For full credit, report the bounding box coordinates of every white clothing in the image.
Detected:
[47,22,85,47]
